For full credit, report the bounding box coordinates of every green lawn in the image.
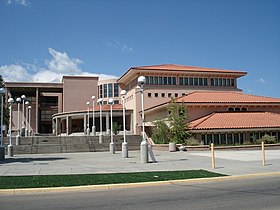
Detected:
[0,170,226,189]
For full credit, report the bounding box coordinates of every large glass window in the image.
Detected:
[114,83,119,97]
[179,77,184,85]
[99,85,103,98]
[104,84,107,98]
[108,83,113,97]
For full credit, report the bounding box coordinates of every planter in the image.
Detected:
[169,142,177,152]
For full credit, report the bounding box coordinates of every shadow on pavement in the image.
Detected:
[0,157,67,164]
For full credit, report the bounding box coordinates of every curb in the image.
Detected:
[0,171,280,195]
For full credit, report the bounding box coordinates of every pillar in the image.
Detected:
[106,112,110,135]
[83,114,87,135]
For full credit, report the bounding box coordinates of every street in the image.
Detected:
[1,175,279,210]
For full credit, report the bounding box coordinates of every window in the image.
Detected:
[99,85,103,98]
[104,84,108,98]
[219,78,223,86]
[211,78,214,86]
[161,93,165,97]
[204,78,208,86]
[194,78,198,86]
[146,76,150,85]
[172,77,176,85]
[114,83,119,97]
[150,76,154,84]
[184,77,189,85]
[214,78,219,86]
[159,77,163,85]
[241,107,247,111]
[179,77,184,85]
[163,77,168,85]
[227,79,231,86]
[108,83,113,97]
[103,101,108,105]
[189,78,194,85]
[223,79,227,86]
[174,93,178,98]
[168,77,172,85]
[231,79,235,86]
[235,107,241,112]
[182,93,186,96]
[154,76,159,85]
[228,107,234,111]
[154,93,158,97]
[199,78,203,86]
[148,93,152,97]
[114,100,119,104]
[168,93,172,97]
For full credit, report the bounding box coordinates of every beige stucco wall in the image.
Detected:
[63,76,98,112]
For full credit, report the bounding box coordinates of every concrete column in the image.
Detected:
[35,88,39,134]
[106,112,110,135]
[83,114,87,135]
[130,112,133,133]
[66,116,69,136]
[52,118,56,135]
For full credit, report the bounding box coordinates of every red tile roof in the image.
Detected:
[176,91,280,104]
[190,112,280,130]
[131,64,247,74]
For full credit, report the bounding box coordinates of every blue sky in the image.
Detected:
[0,0,280,97]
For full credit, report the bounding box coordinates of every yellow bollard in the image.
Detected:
[262,141,266,166]
[211,143,215,169]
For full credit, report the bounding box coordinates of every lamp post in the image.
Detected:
[8,97,14,157]
[16,97,21,145]
[28,105,32,136]
[25,101,29,137]
[97,98,103,143]
[91,96,96,135]
[120,90,128,158]
[108,98,115,154]
[86,101,90,135]
[0,88,6,160]
[138,76,148,163]
[21,95,26,137]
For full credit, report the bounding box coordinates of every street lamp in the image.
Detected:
[97,98,103,143]
[21,94,26,137]
[120,89,128,158]
[0,88,6,160]
[16,97,21,145]
[138,76,148,163]
[109,98,115,154]
[28,105,32,136]
[91,96,96,135]
[8,97,14,157]
[86,101,90,135]
[25,101,29,137]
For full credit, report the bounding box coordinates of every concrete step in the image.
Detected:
[4,135,142,154]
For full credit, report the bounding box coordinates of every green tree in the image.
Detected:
[0,75,9,125]
[112,122,121,135]
[167,99,191,145]
[151,99,191,145]
[151,119,171,144]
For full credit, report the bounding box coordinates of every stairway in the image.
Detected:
[3,135,142,154]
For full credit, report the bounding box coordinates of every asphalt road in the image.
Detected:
[1,176,280,210]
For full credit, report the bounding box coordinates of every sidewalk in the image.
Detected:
[0,150,279,176]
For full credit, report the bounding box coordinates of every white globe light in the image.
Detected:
[120,90,127,96]
[138,76,146,85]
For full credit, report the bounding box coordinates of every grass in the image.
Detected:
[0,170,226,189]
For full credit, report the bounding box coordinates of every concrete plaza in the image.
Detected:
[0,149,279,176]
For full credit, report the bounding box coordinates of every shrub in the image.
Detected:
[186,137,200,146]
[151,119,171,144]
[256,134,276,144]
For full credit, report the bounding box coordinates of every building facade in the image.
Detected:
[4,64,280,145]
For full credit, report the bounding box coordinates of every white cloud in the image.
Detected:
[0,64,32,82]
[256,78,266,84]
[0,48,117,83]
[105,39,134,52]
[6,0,30,6]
